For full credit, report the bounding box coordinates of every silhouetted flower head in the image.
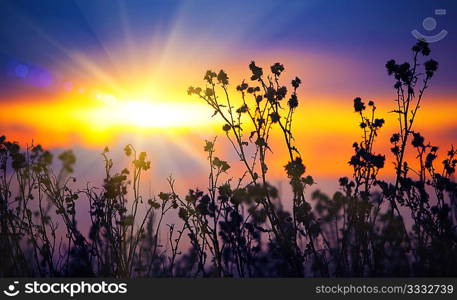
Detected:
[373,118,385,128]
[276,86,287,100]
[178,207,188,220]
[285,157,305,178]
[204,140,214,152]
[59,150,76,173]
[187,86,202,95]
[397,63,412,82]
[412,40,431,56]
[222,124,231,132]
[204,70,217,84]
[390,133,400,143]
[425,151,437,169]
[339,177,349,186]
[205,88,214,97]
[133,152,151,171]
[236,104,248,114]
[288,94,298,108]
[271,62,284,76]
[391,146,400,155]
[249,61,263,81]
[292,77,301,89]
[265,87,276,103]
[270,112,280,123]
[350,147,385,169]
[349,154,361,167]
[386,60,412,83]
[368,100,374,106]
[212,157,230,172]
[424,59,438,77]
[372,154,385,168]
[411,132,425,148]
[386,59,397,76]
[124,145,132,156]
[353,97,365,112]
[444,156,457,175]
[236,82,248,91]
[217,70,229,85]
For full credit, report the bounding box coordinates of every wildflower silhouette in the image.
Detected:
[0,41,456,277]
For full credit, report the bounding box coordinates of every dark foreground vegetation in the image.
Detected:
[1,41,456,277]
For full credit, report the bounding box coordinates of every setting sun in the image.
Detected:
[90,94,216,129]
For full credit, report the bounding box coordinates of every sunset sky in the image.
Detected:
[0,0,456,194]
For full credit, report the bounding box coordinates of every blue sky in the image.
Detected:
[1,0,456,73]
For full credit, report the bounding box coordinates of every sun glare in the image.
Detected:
[90,93,215,130]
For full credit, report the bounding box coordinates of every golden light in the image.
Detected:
[89,93,216,130]
[0,90,220,149]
